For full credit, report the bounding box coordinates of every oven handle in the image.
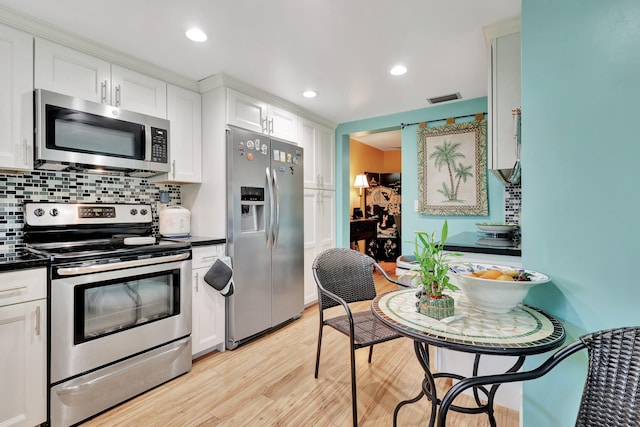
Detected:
[56,252,190,276]
[54,337,190,395]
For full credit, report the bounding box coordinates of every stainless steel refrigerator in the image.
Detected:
[225,126,304,349]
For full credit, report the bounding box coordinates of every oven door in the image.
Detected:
[50,254,191,384]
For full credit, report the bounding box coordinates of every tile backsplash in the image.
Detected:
[504,181,522,225]
[0,171,181,251]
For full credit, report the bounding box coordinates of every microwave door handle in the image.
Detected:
[265,167,273,249]
[100,80,107,104]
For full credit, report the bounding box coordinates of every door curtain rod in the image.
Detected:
[400,112,487,130]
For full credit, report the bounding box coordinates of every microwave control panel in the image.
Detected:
[151,127,168,163]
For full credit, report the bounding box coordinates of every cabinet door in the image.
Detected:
[111,65,167,117]
[191,268,225,357]
[489,31,521,170]
[227,88,267,134]
[0,24,33,171]
[35,38,111,103]
[317,190,336,252]
[303,188,336,306]
[300,119,320,188]
[317,124,335,190]
[268,105,299,143]
[303,189,319,305]
[0,300,46,427]
[166,85,202,183]
[300,118,335,190]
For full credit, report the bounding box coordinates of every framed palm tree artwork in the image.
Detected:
[417,119,488,216]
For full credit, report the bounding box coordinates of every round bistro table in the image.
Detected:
[371,289,565,427]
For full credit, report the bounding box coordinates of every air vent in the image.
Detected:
[427,92,461,104]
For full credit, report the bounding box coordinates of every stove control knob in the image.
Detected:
[140,208,148,216]
[34,208,45,217]
[50,208,59,217]
[130,208,138,216]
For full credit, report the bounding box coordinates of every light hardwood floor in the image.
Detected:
[83,263,518,426]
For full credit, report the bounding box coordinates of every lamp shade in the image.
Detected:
[353,174,369,189]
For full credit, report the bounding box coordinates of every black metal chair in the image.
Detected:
[438,326,640,427]
[313,248,407,426]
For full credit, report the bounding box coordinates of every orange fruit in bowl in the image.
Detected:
[496,274,515,281]
[479,269,503,280]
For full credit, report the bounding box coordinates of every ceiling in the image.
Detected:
[0,0,520,128]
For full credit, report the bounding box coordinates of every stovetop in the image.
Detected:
[23,202,191,263]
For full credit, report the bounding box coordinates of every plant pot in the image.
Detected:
[417,294,455,320]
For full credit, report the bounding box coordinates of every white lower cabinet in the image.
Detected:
[0,268,47,427]
[191,245,227,358]
[303,188,336,306]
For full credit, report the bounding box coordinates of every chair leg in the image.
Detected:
[315,324,324,378]
[350,340,358,427]
[368,345,374,363]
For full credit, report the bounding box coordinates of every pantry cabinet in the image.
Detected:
[485,17,521,172]
[35,38,167,118]
[303,188,336,305]
[300,117,335,190]
[191,245,227,357]
[153,85,202,183]
[0,23,33,172]
[227,88,299,143]
[0,268,47,427]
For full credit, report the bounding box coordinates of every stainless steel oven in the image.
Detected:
[24,202,192,427]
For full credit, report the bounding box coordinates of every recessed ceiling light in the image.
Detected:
[303,90,318,98]
[390,65,407,76]
[186,28,207,42]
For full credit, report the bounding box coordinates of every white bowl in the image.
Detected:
[449,263,551,313]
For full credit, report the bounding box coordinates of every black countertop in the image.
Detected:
[443,232,521,257]
[0,249,50,272]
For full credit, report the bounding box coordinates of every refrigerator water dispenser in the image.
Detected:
[240,186,265,232]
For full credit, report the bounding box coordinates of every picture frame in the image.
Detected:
[417,120,488,216]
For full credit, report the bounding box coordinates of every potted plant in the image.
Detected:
[413,221,458,319]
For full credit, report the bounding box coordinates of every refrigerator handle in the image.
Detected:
[266,167,274,249]
[272,168,280,248]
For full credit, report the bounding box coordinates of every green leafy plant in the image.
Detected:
[413,221,459,298]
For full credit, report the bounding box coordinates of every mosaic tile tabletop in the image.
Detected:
[373,289,565,354]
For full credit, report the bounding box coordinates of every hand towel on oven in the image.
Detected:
[204,258,234,297]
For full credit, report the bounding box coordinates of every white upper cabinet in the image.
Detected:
[35,38,110,103]
[0,23,33,171]
[227,88,299,143]
[268,104,299,142]
[227,88,267,134]
[111,65,167,118]
[300,117,335,190]
[163,84,202,183]
[485,17,521,172]
[35,38,167,118]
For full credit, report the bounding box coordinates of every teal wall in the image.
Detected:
[335,1,640,424]
[335,97,507,253]
[522,0,640,425]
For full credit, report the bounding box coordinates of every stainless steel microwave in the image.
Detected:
[34,89,171,177]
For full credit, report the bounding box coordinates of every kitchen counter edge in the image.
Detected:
[0,251,50,272]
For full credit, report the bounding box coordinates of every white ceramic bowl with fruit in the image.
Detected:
[449,263,551,313]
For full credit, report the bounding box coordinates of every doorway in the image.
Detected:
[348,128,402,266]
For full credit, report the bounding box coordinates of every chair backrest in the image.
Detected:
[312,248,377,310]
[576,327,640,427]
